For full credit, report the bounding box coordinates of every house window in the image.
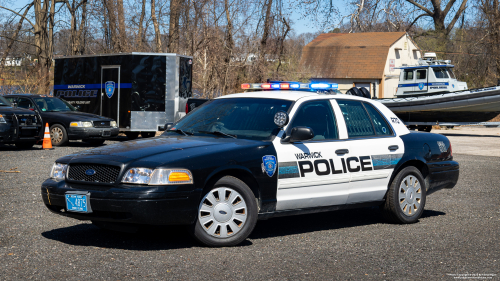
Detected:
[413,50,419,60]
[395,49,401,59]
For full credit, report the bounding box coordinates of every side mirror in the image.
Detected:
[11,102,17,107]
[75,105,82,111]
[288,126,314,143]
[164,122,174,130]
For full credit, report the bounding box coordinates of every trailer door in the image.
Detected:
[101,66,121,126]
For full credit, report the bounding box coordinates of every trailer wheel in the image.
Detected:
[124,132,139,140]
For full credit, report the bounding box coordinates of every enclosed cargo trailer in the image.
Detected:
[54,53,192,139]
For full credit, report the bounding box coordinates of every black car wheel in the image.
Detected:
[141,132,156,138]
[192,176,258,247]
[84,139,105,146]
[15,141,35,149]
[125,132,139,140]
[50,124,68,146]
[382,166,427,224]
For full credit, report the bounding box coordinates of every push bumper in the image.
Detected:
[0,123,41,144]
[41,179,199,225]
[427,160,459,195]
[67,127,120,140]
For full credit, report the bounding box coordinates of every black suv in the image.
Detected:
[0,95,42,149]
[6,94,119,146]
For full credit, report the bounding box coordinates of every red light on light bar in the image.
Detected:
[241,83,250,89]
[280,83,290,89]
[261,83,271,89]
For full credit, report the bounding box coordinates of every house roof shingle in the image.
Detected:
[300,32,407,79]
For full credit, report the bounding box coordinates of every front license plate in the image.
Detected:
[102,130,111,137]
[65,192,92,213]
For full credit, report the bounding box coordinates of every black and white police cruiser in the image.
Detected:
[41,82,459,247]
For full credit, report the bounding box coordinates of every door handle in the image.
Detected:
[335,149,349,154]
[388,145,399,151]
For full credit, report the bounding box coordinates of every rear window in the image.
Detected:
[337,100,392,138]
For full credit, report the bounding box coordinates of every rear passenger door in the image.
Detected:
[335,99,404,204]
[273,99,351,211]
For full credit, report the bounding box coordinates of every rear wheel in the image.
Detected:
[50,124,68,146]
[124,132,139,140]
[15,141,35,149]
[192,176,258,247]
[382,166,427,224]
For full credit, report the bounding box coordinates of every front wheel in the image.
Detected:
[50,124,68,146]
[192,176,258,247]
[382,166,427,224]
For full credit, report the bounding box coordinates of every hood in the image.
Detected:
[60,136,263,166]
[45,111,113,121]
[0,106,37,115]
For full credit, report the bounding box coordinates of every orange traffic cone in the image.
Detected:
[42,123,54,150]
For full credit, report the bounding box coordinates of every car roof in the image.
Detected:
[216,91,371,102]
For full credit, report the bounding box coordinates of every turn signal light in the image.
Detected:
[169,172,191,182]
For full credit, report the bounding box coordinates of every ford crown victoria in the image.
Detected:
[41,90,459,247]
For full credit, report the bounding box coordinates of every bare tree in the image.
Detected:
[406,0,468,35]
[65,0,87,55]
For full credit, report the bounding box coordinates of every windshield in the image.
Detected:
[33,97,77,112]
[163,98,293,141]
[433,67,449,79]
[448,68,456,79]
[0,96,10,106]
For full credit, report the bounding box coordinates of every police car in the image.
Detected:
[41,82,459,247]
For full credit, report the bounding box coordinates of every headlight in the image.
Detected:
[70,121,92,127]
[110,121,117,127]
[0,114,6,123]
[50,163,68,180]
[122,168,193,185]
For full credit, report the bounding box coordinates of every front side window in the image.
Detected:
[1,96,13,106]
[433,67,449,79]
[164,98,293,141]
[288,100,338,141]
[404,70,414,80]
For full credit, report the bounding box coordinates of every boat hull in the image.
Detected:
[380,87,500,122]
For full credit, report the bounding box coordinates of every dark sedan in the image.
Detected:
[0,95,42,149]
[6,94,119,146]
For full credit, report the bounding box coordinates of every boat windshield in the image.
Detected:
[448,68,456,79]
[433,67,449,79]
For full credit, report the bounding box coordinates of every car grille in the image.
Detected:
[93,121,111,128]
[17,114,37,126]
[67,164,121,184]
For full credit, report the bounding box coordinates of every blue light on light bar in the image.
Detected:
[331,83,338,89]
[290,84,300,89]
[310,83,330,89]
[271,83,280,89]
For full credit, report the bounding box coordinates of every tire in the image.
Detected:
[50,124,68,146]
[141,131,156,138]
[84,139,105,146]
[124,132,139,140]
[192,176,258,247]
[359,87,371,99]
[382,166,427,224]
[15,141,35,149]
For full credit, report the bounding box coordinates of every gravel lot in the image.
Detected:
[0,135,499,280]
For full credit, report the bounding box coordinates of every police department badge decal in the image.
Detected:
[418,82,424,90]
[262,155,277,177]
[105,81,115,98]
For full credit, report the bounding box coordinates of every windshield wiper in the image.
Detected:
[198,130,237,139]
[170,129,193,136]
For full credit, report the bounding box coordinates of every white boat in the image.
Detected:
[377,53,500,122]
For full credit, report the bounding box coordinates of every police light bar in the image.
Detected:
[241,82,338,91]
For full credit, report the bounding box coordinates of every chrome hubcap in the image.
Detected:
[399,175,422,216]
[198,187,247,238]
